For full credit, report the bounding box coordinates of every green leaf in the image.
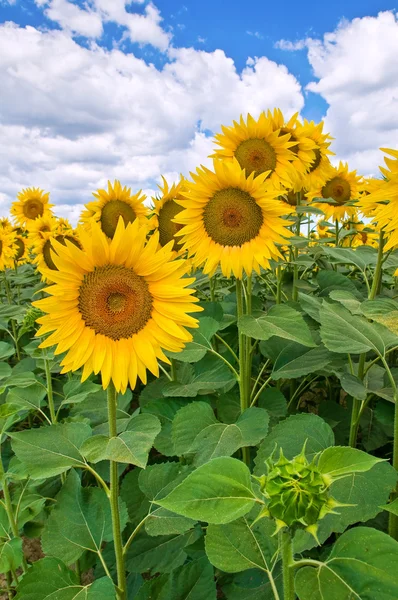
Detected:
[15,558,116,600]
[205,517,277,573]
[329,290,362,314]
[319,301,387,355]
[163,362,236,398]
[10,422,91,479]
[142,398,185,456]
[361,298,398,336]
[317,446,384,478]
[238,305,316,348]
[191,423,243,466]
[0,537,23,573]
[41,469,116,563]
[339,373,367,400]
[295,527,398,600]
[324,247,369,271]
[61,378,101,406]
[120,469,150,527]
[0,341,15,360]
[172,402,217,456]
[317,270,357,295]
[0,362,11,380]
[125,529,201,574]
[271,344,333,379]
[298,292,323,322]
[170,557,217,600]
[380,497,398,516]
[258,387,287,418]
[146,508,196,536]
[82,414,161,467]
[168,317,220,363]
[156,457,257,524]
[235,407,269,446]
[254,414,334,476]
[6,383,47,411]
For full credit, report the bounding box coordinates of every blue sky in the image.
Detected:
[0,0,397,220]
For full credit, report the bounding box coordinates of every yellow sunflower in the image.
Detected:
[151,176,186,252]
[307,162,362,222]
[267,109,318,175]
[0,229,17,270]
[27,215,59,246]
[80,180,149,239]
[11,187,53,227]
[56,217,74,233]
[341,219,378,248]
[34,231,82,279]
[0,217,13,232]
[174,159,293,279]
[296,119,335,190]
[211,112,297,188]
[316,221,333,239]
[33,218,202,393]
[13,234,30,265]
[359,177,384,218]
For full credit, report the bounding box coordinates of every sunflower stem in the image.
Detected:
[3,271,20,362]
[276,265,282,304]
[107,382,127,600]
[292,194,301,302]
[335,219,339,247]
[369,230,384,299]
[170,359,177,382]
[348,353,366,448]
[44,352,56,423]
[280,529,295,600]
[236,278,250,466]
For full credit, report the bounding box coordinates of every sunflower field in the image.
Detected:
[1,110,398,600]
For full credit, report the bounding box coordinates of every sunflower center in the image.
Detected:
[22,199,44,220]
[235,138,277,177]
[279,128,299,155]
[42,235,81,271]
[322,176,351,205]
[158,199,183,251]
[100,200,136,238]
[203,188,263,247]
[78,264,152,340]
[308,148,322,173]
[14,238,25,261]
[285,189,308,206]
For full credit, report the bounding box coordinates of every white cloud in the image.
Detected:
[246,31,264,40]
[275,39,306,51]
[0,22,304,222]
[36,0,103,38]
[304,11,398,174]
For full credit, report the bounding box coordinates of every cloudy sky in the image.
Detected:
[1,0,397,222]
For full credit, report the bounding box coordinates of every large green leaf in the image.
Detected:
[361,298,398,336]
[205,517,277,573]
[15,558,116,600]
[317,446,384,478]
[61,378,102,406]
[156,457,257,524]
[163,362,236,398]
[238,305,316,347]
[271,344,333,379]
[172,402,217,456]
[6,383,47,412]
[10,422,91,479]
[0,537,23,573]
[295,527,398,600]
[254,414,334,476]
[141,398,186,456]
[167,317,220,363]
[41,469,116,563]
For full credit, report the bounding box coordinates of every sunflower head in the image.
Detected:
[296,120,335,190]
[34,231,82,278]
[341,219,378,248]
[0,229,17,270]
[0,217,13,232]
[56,217,74,233]
[151,176,186,252]
[13,235,30,265]
[211,112,298,188]
[80,180,149,239]
[33,218,202,393]
[174,159,293,279]
[307,162,362,222]
[28,215,59,246]
[11,187,53,227]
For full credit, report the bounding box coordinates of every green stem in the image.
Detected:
[123,514,150,555]
[107,382,127,600]
[3,271,20,362]
[245,275,253,404]
[1,455,27,573]
[236,279,250,466]
[44,355,56,423]
[348,353,366,448]
[5,572,13,600]
[335,219,339,247]
[292,196,301,302]
[276,265,283,305]
[280,529,295,600]
[214,334,239,364]
[369,230,385,300]
[170,359,177,382]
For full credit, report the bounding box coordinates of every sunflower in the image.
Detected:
[34,231,82,278]
[80,180,149,239]
[13,234,30,265]
[267,109,319,175]
[11,187,53,227]
[0,229,17,270]
[174,159,293,279]
[359,177,384,218]
[316,221,333,239]
[151,176,186,252]
[211,112,298,188]
[307,162,362,222]
[27,215,59,246]
[33,218,202,393]
[296,120,335,190]
[0,217,13,232]
[341,219,378,248]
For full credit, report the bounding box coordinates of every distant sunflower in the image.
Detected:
[56,217,74,233]
[267,109,318,175]
[151,176,186,252]
[174,159,293,279]
[297,120,335,190]
[307,162,362,222]
[361,148,398,251]
[341,219,378,248]
[11,187,53,227]
[80,180,149,239]
[28,215,59,246]
[0,217,13,232]
[33,218,202,393]
[211,112,297,188]
[0,229,17,270]
[34,231,82,277]
[13,235,30,265]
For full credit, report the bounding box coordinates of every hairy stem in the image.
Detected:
[280,529,295,600]
[236,278,250,465]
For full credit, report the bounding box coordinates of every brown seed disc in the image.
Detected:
[322,176,351,205]
[100,200,136,238]
[158,199,183,250]
[22,199,44,220]
[234,138,277,178]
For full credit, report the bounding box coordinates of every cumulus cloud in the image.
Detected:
[37,0,103,38]
[0,22,304,221]
[304,11,398,174]
[274,39,307,51]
